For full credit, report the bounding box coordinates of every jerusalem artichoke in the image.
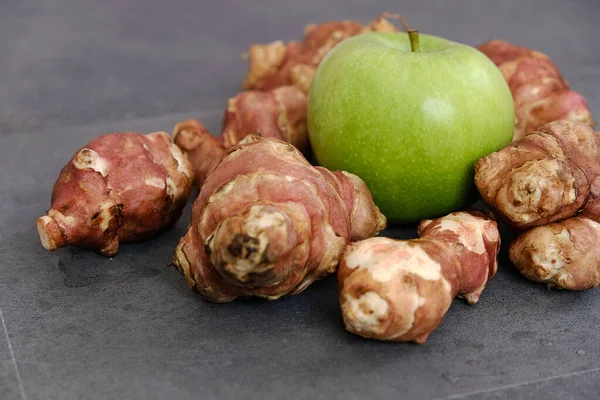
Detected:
[474,120,600,230]
[418,211,500,304]
[37,132,194,256]
[177,13,404,183]
[338,237,461,344]
[242,14,401,94]
[173,85,308,186]
[509,216,600,290]
[172,133,386,302]
[173,119,225,187]
[222,86,308,151]
[338,211,499,343]
[477,40,594,141]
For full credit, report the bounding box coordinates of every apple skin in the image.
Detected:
[308,32,515,223]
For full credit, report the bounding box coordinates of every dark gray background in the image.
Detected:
[1,1,599,399]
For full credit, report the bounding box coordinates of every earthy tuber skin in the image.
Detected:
[222,86,308,151]
[476,120,600,290]
[172,133,386,302]
[173,119,225,187]
[474,120,600,230]
[418,211,500,304]
[173,85,308,186]
[477,40,594,141]
[338,211,500,343]
[509,216,600,290]
[338,237,461,344]
[37,132,194,256]
[179,13,403,182]
[242,13,402,94]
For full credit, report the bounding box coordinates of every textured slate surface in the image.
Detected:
[0,0,598,134]
[1,1,599,399]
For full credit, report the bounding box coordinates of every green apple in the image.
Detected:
[308,31,514,223]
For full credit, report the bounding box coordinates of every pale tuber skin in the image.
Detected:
[242,13,402,94]
[476,120,600,290]
[474,120,600,230]
[509,216,600,290]
[172,133,386,302]
[338,211,500,343]
[338,237,462,344]
[37,132,194,256]
[288,64,316,95]
[418,211,500,304]
[477,40,594,141]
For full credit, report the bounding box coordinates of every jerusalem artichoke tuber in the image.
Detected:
[338,237,461,344]
[178,13,404,182]
[173,85,308,186]
[222,86,308,151]
[242,14,401,93]
[509,216,600,290]
[477,40,594,141]
[474,120,600,230]
[172,133,386,302]
[475,120,600,290]
[418,211,500,305]
[172,119,225,187]
[37,132,194,256]
[338,211,499,343]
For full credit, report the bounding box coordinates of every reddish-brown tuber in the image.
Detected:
[173,119,225,187]
[418,211,500,304]
[338,211,500,343]
[37,132,194,256]
[172,133,386,302]
[222,86,308,151]
[477,40,594,141]
[509,216,600,290]
[475,120,600,290]
[179,13,405,181]
[474,120,600,230]
[242,13,402,94]
[173,85,308,187]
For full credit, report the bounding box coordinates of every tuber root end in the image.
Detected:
[206,206,297,288]
[36,215,65,251]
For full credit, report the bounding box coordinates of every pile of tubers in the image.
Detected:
[37,13,598,344]
[475,120,600,290]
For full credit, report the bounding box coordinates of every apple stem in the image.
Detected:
[408,29,420,53]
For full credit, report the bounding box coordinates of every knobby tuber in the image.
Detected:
[172,133,386,302]
[242,13,402,94]
[474,120,600,230]
[338,211,500,343]
[475,120,600,290]
[418,211,500,305]
[477,40,594,141]
[172,119,225,187]
[509,216,600,290]
[37,132,194,256]
[173,85,308,186]
[177,13,404,184]
[222,85,308,151]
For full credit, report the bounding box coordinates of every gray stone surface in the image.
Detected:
[2,113,600,400]
[1,1,600,399]
[0,0,598,134]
